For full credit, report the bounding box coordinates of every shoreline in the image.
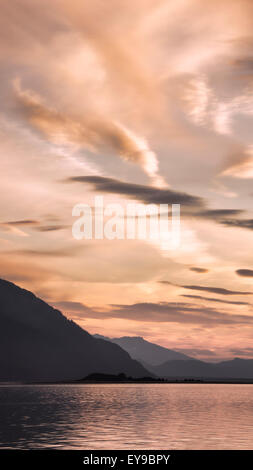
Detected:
[2,378,253,385]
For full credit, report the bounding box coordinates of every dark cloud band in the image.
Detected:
[159,280,252,295]
[65,175,204,207]
[236,269,253,277]
[181,294,249,305]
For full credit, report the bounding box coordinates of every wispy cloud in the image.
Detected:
[65,175,203,206]
[181,284,252,296]
[160,280,252,296]
[0,220,39,226]
[236,269,253,277]
[34,225,69,232]
[14,81,165,186]
[221,146,253,179]
[66,176,253,236]
[56,299,253,328]
[181,294,250,305]
[189,267,209,273]
[221,218,253,230]
[0,219,40,237]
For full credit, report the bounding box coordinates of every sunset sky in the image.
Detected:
[1,0,253,362]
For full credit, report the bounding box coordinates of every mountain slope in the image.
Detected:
[0,279,150,382]
[152,358,253,379]
[94,334,191,366]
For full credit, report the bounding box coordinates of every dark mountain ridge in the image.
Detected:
[0,278,150,382]
[94,335,253,379]
[151,357,253,379]
[94,334,191,366]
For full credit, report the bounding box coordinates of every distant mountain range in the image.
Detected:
[94,334,253,380]
[150,358,253,379]
[0,279,150,382]
[94,334,191,366]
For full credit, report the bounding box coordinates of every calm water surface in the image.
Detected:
[0,383,253,449]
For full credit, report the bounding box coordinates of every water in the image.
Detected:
[0,383,253,449]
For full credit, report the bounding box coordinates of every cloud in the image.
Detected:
[57,299,253,328]
[213,95,253,136]
[189,267,209,273]
[0,219,68,235]
[174,348,219,360]
[10,247,82,258]
[221,146,253,179]
[0,219,39,227]
[14,82,165,185]
[197,210,253,233]
[0,0,64,58]
[196,209,244,220]
[229,347,253,358]
[65,175,205,207]
[0,219,40,237]
[181,284,252,296]
[53,301,94,315]
[66,176,252,231]
[221,218,253,230]
[181,294,249,305]
[34,225,69,232]
[232,55,253,72]
[182,70,253,136]
[0,253,59,287]
[236,269,253,277]
[159,281,252,295]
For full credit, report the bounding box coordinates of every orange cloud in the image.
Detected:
[14,81,165,185]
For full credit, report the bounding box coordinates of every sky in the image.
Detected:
[1,0,253,362]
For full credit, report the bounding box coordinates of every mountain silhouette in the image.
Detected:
[0,279,150,382]
[150,358,253,379]
[94,334,191,366]
[94,335,253,379]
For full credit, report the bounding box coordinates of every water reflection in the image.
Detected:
[0,384,253,449]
